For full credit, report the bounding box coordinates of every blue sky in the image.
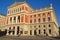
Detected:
[0,0,60,27]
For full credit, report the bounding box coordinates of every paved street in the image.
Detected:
[0,36,60,40]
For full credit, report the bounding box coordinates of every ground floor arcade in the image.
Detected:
[2,23,59,36]
[5,25,54,36]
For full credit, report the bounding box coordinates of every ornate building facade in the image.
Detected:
[0,2,59,36]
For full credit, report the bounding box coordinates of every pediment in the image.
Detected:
[9,2,25,8]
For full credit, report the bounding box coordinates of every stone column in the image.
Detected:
[6,29,9,35]
[46,24,49,36]
[15,27,17,36]
[37,29,39,35]
[20,15,21,23]
[8,17,11,24]
[12,17,14,24]
[41,13,42,23]
[10,27,13,35]
[41,29,43,36]
[32,30,34,36]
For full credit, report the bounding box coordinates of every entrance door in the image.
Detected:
[34,30,37,35]
[30,30,32,35]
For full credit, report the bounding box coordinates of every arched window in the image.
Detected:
[44,29,46,34]
[39,25,40,28]
[49,29,51,34]
[49,24,51,27]
[39,30,40,34]
[43,25,45,27]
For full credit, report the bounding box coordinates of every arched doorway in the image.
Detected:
[30,30,32,35]
[9,27,11,35]
[5,29,7,35]
[13,27,15,35]
[39,30,40,34]
[34,30,37,35]
[17,26,19,35]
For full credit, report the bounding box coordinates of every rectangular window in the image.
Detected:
[20,8,21,11]
[14,10,15,13]
[16,9,17,12]
[18,8,19,12]
[30,15,32,18]
[38,18,40,22]
[48,17,50,21]
[10,17,12,23]
[34,15,36,17]
[17,16,20,23]
[11,10,13,13]
[34,26,36,28]
[38,14,40,16]
[30,20,32,23]
[34,19,36,23]
[43,18,45,22]
[14,16,16,23]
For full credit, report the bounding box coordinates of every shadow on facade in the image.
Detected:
[0,29,7,37]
